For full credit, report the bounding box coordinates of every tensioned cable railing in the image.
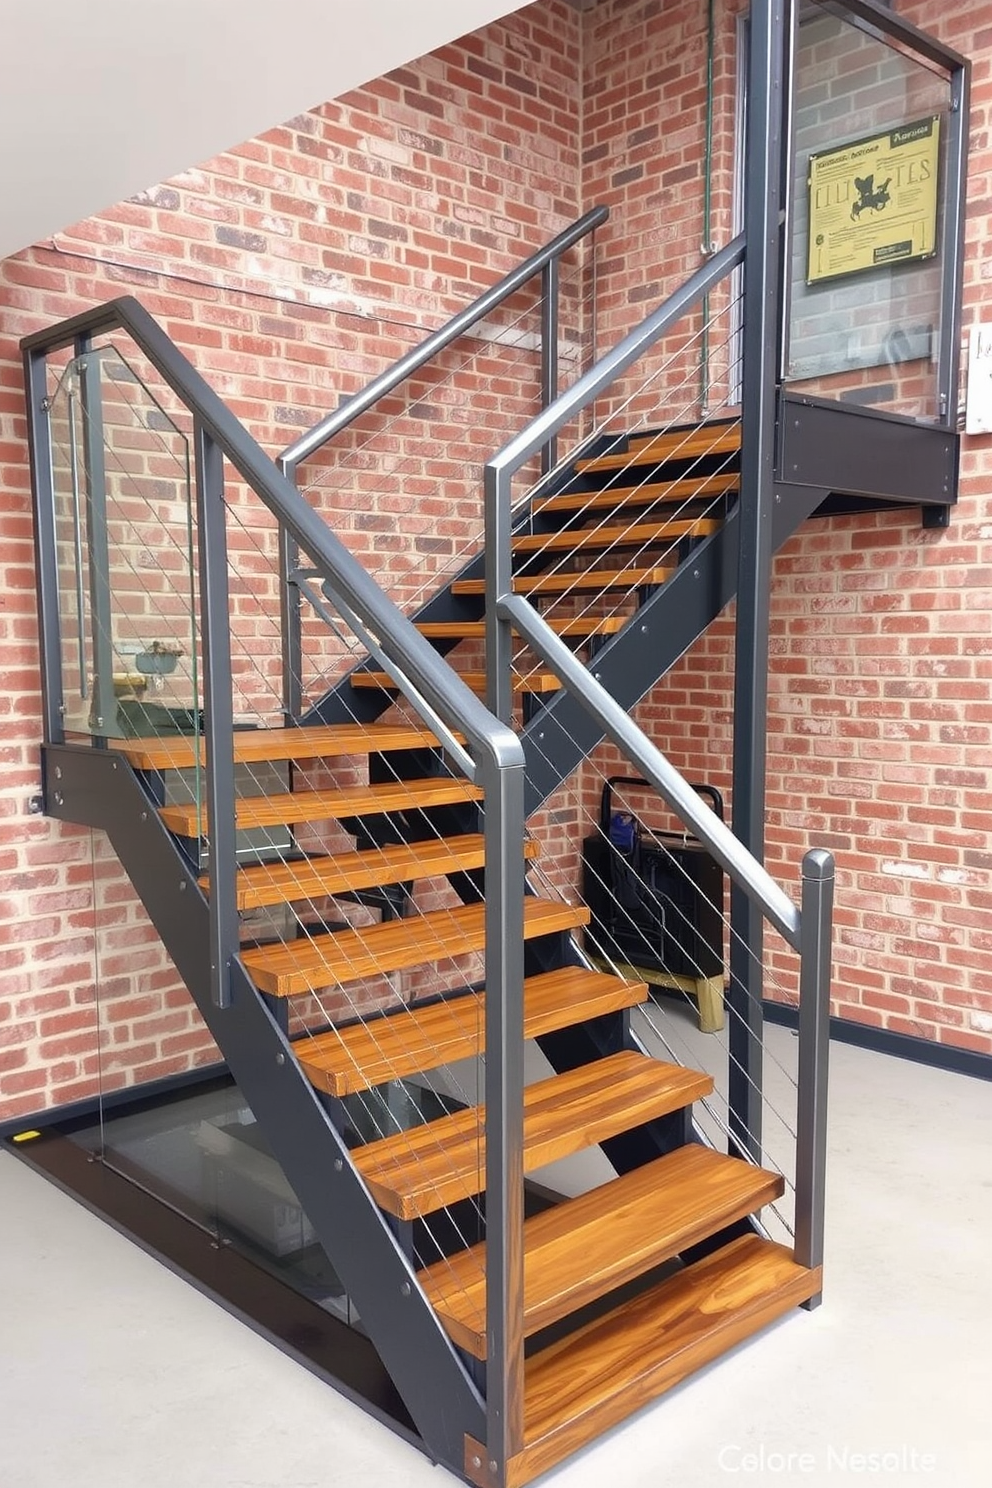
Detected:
[283,262,594,715]
[24,296,534,1472]
[481,231,833,1286]
[276,205,608,719]
[281,275,739,730]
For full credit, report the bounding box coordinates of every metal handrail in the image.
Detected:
[490,232,744,482]
[278,203,609,474]
[22,297,521,773]
[501,593,802,948]
[484,230,832,1306]
[24,293,529,1466]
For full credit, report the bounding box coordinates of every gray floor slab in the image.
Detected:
[1,1039,990,1488]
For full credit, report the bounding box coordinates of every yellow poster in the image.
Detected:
[807,115,940,284]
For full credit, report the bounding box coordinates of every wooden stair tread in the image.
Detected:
[241,897,589,998]
[117,723,458,773]
[451,565,673,598]
[512,515,719,556]
[351,671,562,695]
[416,616,625,640]
[295,967,648,1096]
[217,833,539,912]
[353,1051,712,1220]
[159,776,482,837]
[476,1235,819,1487]
[577,423,741,474]
[535,472,738,517]
[421,1144,784,1358]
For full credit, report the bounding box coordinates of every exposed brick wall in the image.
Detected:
[0,0,583,1121]
[2,0,991,1125]
[569,0,992,1055]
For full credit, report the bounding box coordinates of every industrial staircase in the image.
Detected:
[112,709,820,1488]
[18,0,971,1477]
[22,218,850,1487]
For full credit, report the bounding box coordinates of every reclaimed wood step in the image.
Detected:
[217,833,540,912]
[465,1234,820,1488]
[452,565,673,598]
[511,515,719,556]
[415,616,625,641]
[353,1051,712,1220]
[535,472,738,517]
[350,671,562,695]
[627,420,741,457]
[577,422,741,474]
[295,967,648,1096]
[117,723,458,774]
[421,1144,783,1357]
[159,776,483,837]
[241,897,589,998]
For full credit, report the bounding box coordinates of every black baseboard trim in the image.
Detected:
[763,1001,992,1082]
[3,1123,422,1451]
[0,1060,230,1140]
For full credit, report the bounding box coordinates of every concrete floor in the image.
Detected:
[1,1039,990,1488]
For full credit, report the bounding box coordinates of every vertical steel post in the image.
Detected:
[728,0,790,1162]
[24,348,66,746]
[193,423,239,1010]
[485,464,515,727]
[78,352,118,738]
[936,60,969,429]
[540,258,559,475]
[795,847,833,1307]
[276,455,304,721]
[482,748,526,1473]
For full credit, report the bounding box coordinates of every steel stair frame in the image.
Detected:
[24,288,835,1488]
[40,739,489,1464]
[23,295,532,1476]
[516,478,831,812]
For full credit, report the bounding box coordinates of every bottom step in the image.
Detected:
[466,1235,820,1488]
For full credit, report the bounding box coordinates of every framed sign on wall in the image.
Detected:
[806,115,940,284]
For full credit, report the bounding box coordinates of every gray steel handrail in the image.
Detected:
[23,297,522,774]
[484,232,832,1304]
[278,203,609,474]
[24,296,529,1466]
[483,227,809,943]
[500,594,802,948]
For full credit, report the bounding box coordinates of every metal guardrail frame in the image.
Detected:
[275,205,608,721]
[21,298,528,1471]
[482,230,833,1297]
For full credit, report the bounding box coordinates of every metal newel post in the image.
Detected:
[540,258,560,475]
[25,348,66,746]
[485,464,515,727]
[482,749,527,1472]
[78,351,118,738]
[795,846,834,1307]
[728,0,791,1162]
[193,421,239,1010]
[276,455,304,722]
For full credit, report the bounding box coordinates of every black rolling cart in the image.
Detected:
[581,776,726,1032]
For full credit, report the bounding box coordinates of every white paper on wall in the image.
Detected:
[965,324,992,434]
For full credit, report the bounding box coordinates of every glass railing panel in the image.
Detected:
[785,1,953,421]
[48,346,200,762]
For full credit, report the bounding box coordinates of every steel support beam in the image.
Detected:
[517,483,827,815]
[728,0,791,1163]
[41,742,487,1470]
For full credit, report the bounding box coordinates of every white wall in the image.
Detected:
[1,0,529,260]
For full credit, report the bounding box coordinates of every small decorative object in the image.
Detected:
[134,640,184,693]
[134,640,184,677]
